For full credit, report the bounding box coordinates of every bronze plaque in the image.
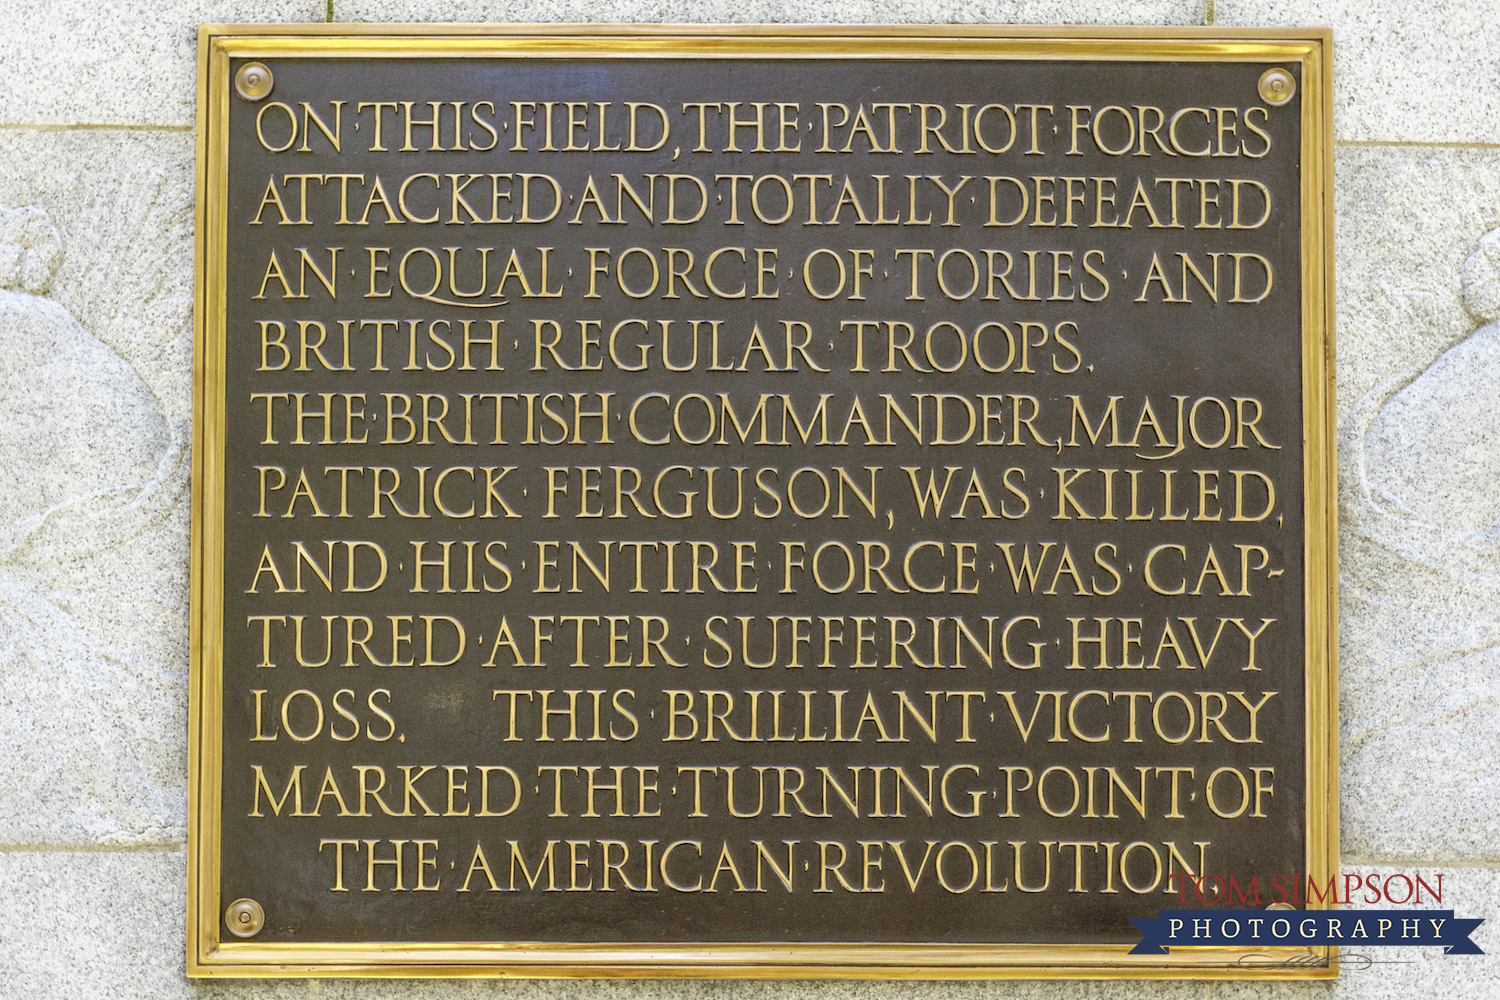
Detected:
[190,25,1336,978]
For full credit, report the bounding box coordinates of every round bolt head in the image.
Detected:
[1258,67,1296,106]
[225,897,265,937]
[235,62,274,102]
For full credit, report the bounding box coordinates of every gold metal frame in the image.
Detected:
[190,23,1337,979]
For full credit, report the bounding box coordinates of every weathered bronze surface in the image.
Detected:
[191,25,1336,978]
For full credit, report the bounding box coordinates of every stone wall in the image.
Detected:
[1,2,1497,996]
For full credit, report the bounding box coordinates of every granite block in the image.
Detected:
[1332,146,1500,861]
[0,0,328,127]
[332,0,1202,28]
[0,131,195,846]
[1214,0,1500,144]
